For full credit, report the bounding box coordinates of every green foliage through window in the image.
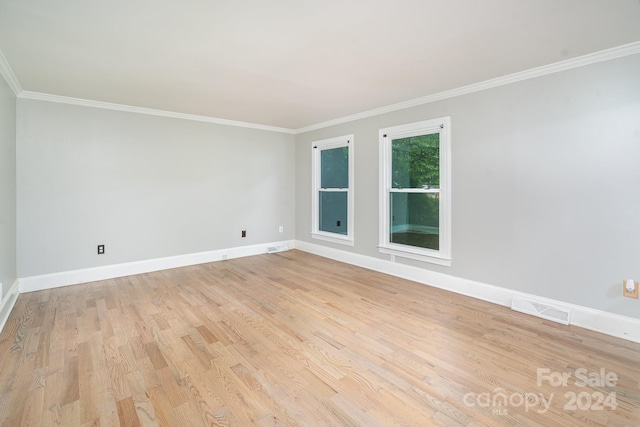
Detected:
[391,133,439,189]
[390,132,440,250]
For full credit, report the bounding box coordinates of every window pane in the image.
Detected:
[390,192,439,250]
[321,147,349,189]
[319,191,348,235]
[391,133,439,189]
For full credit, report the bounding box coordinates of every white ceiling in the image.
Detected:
[1,0,640,130]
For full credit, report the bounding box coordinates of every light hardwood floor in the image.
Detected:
[0,250,638,426]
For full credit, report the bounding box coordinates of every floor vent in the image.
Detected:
[511,297,570,325]
[267,244,289,254]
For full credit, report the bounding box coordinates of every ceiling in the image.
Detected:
[1,0,640,130]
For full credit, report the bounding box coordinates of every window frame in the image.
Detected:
[378,117,451,266]
[311,134,355,246]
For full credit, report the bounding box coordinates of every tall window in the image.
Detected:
[312,135,354,246]
[379,118,451,265]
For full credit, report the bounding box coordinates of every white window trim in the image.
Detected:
[311,134,355,246]
[378,117,451,266]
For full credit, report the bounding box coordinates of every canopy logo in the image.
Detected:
[463,389,552,414]
[463,367,618,416]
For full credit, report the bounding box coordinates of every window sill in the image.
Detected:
[311,232,354,247]
[378,245,451,267]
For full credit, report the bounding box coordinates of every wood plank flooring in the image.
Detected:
[1,250,639,426]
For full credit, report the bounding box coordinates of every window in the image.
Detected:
[379,117,451,266]
[312,135,354,245]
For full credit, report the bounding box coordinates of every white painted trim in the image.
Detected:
[18,91,296,134]
[0,280,19,335]
[379,117,451,266]
[311,134,355,245]
[378,246,452,267]
[295,41,640,134]
[311,232,355,247]
[6,42,639,135]
[0,49,22,96]
[295,240,640,344]
[19,240,295,293]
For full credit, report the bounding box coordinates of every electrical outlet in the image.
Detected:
[0,282,3,298]
[623,280,639,299]
[279,226,284,233]
[241,230,246,238]
[97,244,105,255]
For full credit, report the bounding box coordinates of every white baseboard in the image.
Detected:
[295,240,640,344]
[19,240,295,294]
[0,280,19,335]
[10,239,640,345]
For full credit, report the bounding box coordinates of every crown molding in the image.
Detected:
[18,91,296,134]
[295,41,640,134]
[6,41,640,134]
[0,49,22,96]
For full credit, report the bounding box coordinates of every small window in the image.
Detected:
[379,118,451,265]
[312,135,354,246]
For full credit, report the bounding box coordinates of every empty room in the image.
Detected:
[1,1,640,426]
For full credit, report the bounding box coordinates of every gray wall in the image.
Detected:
[17,99,295,277]
[296,54,640,319]
[0,76,16,297]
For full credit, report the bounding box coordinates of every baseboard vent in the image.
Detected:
[511,297,570,325]
[267,244,289,254]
